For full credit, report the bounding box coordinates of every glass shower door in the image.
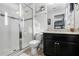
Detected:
[0,3,19,55]
[21,4,33,48]
[0,3,33,55]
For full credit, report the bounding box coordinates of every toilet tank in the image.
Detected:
[35,33,43,40]
[35,33,43,48]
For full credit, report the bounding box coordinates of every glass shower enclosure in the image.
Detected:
[0,3,33,56]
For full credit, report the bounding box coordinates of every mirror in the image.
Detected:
[47,3,66,30]
[54,14,65,29]
[47,3,79,32]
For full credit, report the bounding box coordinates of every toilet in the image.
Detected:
[29,33,43,56]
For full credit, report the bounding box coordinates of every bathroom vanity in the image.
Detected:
[43,32,79,56]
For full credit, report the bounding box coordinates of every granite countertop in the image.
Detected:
[43,31,79,34]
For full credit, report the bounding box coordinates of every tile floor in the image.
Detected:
[20,48,44,56]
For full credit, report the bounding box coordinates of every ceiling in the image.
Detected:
[47,3,67,14]
[26,3,33,9]
[0,3,33,19]
[35,3,46,12]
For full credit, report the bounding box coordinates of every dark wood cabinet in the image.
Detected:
[43,33,79,56]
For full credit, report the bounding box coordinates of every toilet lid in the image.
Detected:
[29,40,40,44]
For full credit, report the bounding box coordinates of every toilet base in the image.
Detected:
[31,48,38,56]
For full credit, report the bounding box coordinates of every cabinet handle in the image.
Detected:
[54,42,60,45]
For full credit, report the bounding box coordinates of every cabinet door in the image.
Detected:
[56,42,72,56]
[57,42,79,56]
[44,38,56,56]
[54,41,61,56]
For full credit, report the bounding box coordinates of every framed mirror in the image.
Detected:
[54,14,65,29]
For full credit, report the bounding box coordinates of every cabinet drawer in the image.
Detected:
[43,39,56,56]
[43,33,52,37]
